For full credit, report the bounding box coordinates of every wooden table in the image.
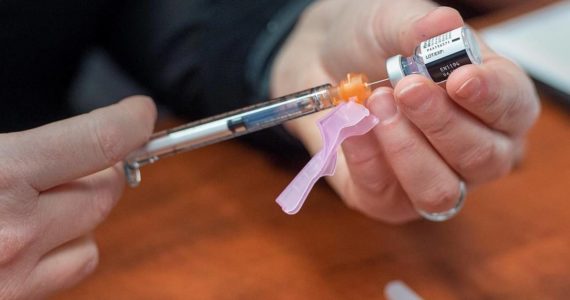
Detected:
[57,3,570,299]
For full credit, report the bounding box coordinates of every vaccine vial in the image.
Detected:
[386,26,482,87]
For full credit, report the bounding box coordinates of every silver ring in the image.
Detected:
[416,181,467,222]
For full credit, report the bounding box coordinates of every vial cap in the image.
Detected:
[386,55,405,87]
[463,26,482,65]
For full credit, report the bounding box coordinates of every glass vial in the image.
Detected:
[386,26,482,87]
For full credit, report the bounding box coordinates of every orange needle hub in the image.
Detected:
[332,73,372,105]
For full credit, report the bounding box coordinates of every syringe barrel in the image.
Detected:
[124,84,334,187]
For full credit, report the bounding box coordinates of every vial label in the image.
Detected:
[420,27,472,82]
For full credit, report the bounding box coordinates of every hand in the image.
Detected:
[0,96,156,298]
[271,0,539,223]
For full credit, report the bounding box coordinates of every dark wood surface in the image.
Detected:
[57,3,570,299]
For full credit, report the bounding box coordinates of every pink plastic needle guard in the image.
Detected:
[276,101,379,214]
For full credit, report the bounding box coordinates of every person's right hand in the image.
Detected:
[0,96,156,299]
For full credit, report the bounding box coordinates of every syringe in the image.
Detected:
[124,26,481,187]
[124,73,378,187]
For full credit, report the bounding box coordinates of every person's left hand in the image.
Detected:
[270,0,540,223]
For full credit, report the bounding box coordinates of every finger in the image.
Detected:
[374,5,464,56]
[323,3,464,80]
[11,96,156,191]
[26,235,98,299]
[446,56,540,137]
[394,75,515,183]
[368,88,463,214]
[339,129,418,223]
[36,164,123,252]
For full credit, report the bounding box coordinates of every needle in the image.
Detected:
[365,78,390,88]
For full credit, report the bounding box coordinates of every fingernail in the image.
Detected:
[368,90,398,124]
[397,82,431,112]
[456,77,481,99]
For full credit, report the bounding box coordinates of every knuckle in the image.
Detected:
[417,182,459,213]
[486,66,540,134]
[350,171,394,195]
[493,142,516,179]
[492,92,524,130]
[422,111,455,138]
[456,138,516,183]
[362,180,394,195]
[479,88,501,118]
[493,150,514,179]
[457,142,496,176]
[385,137,418,158]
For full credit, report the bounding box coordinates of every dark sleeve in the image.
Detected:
[102,0,314,158]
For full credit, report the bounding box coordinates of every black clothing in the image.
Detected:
[0,1,312,143]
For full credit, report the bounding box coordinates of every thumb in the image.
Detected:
[374,5,464,57]
[322,1,464,80]
[8,96,157,191]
